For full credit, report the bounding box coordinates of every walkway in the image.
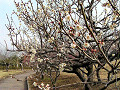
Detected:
[0,70,35,90]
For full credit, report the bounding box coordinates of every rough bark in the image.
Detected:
[73,67,92,90]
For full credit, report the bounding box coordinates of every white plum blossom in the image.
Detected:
[38,83,50,90]
[46,84,50,87]
[75,32,80,37]
[51,37,54,41]
[109,24,114,30]
[48,38,53,43]
[60,63,67,68]
[37,9,41,13]
[59,63,66,71]
[60,1,63,5]
[104,17,109,24]
[37,64,39,68]
[30,54,35,62]
[65,15,71,21]
[31,48,37,54]
[112,54,115,56]
[29,26,34,30]
[60,47,64,52]
[33,82,37,87]
[57,53,61,57]
[62,42,65,46]
[48,37,54,43]
[44,58,49,61]
[86,34,91,40]
[75,24,82,30]
[83,42,90,47]
[113,23,117,27]
[113,15,117,21]
[41,83,44,87]
[37,58,43,63]
[38,85,42,89]
[71,43,76,48]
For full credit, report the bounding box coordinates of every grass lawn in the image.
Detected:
[0,70,24,79]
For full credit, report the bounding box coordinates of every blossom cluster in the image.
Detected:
[33,82,50,90]
[59,63,67,71]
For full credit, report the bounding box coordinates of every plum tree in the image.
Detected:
[6,0,120,89]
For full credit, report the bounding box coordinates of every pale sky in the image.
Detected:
[0,0,18,50]
[0,0,28,50]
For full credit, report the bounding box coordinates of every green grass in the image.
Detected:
[0,70,24,79]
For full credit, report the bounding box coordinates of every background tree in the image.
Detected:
[0,49,22,71]
[6,0,120,89]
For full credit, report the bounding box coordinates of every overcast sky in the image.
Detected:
[0,0,17,50]
[0,0,29,51]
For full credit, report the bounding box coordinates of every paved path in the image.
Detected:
[0,70,35,90]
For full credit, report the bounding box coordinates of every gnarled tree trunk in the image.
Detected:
[73,67,92,90]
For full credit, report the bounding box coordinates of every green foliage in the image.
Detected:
[0,55,21,69]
